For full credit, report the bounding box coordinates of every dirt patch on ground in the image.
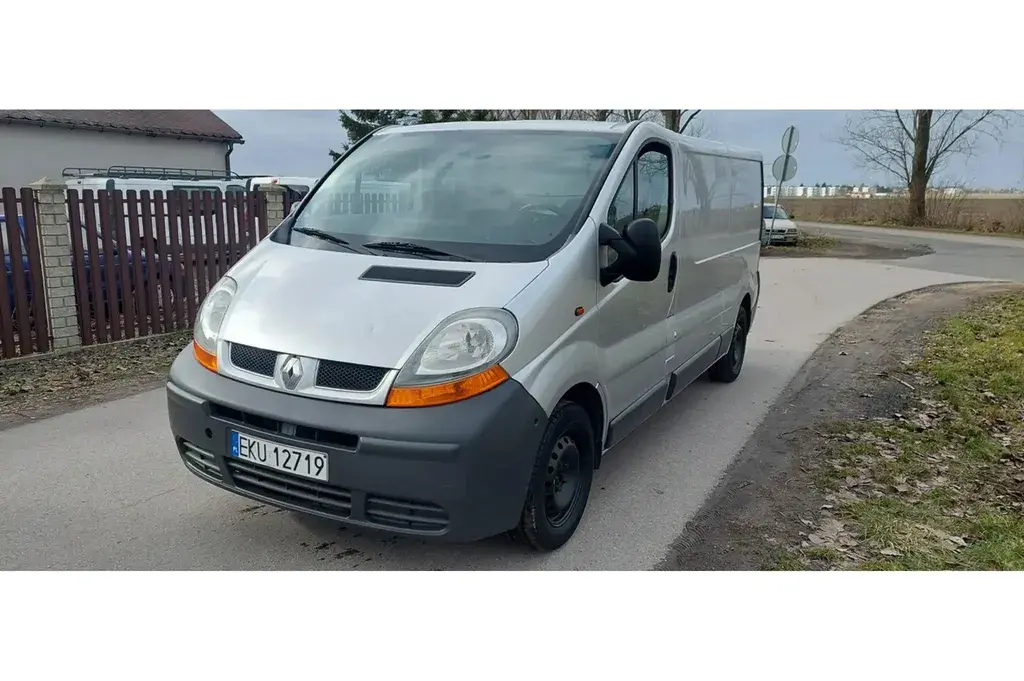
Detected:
[762,233,933,260]
[660,281,1024,570]
[0,330,190,431]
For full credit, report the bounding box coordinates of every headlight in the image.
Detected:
[192,276,237,372]
[387,308,518,408]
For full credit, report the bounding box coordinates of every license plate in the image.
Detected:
[230,431,329,482]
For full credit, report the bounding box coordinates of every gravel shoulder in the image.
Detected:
[660,281,1024,571]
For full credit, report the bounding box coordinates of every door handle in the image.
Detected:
[667,252,678,293]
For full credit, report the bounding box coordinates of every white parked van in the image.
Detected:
[244,176,316,201]
[62,166,263,256]
[166,120,765,551]
[63,165,249,197]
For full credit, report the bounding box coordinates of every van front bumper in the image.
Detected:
[166,349,547,542]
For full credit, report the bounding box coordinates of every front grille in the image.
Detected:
[183,440,451,534]
[366,494,449,532]
[226,458,353,518]
[230,343,277,377]
[315,360,389,392]
[210,403,358,450]
[229,343,388,392]
[181,441,222,480]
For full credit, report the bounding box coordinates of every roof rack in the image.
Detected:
[62,165,245,181]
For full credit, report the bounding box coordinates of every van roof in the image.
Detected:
[375,120,762,163]
[378,119,635,136]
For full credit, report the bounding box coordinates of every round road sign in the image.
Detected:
[772,154,798,182]
[781,126,800,155]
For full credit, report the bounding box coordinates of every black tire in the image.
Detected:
[512,400,597,552]
[710,305,750,383]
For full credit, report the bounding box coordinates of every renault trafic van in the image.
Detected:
[166,120,765,551]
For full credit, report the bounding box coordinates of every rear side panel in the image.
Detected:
[720,154,763,330]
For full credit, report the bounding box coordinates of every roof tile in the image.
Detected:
[0,109,243,142]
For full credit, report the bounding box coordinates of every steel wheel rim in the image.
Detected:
[544,434,583,527]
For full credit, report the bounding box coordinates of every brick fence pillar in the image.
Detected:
[259,185,286,234]
[30,178,81,350]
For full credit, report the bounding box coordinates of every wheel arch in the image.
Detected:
[558,382,607,469]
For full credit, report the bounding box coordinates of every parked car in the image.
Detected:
[762,203,799,245]
[1,215,34,329]
[165,120,763,552]
[2,214,155,329]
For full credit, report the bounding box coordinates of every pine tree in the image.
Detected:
[328,110,413,161]
[328,110,498,161]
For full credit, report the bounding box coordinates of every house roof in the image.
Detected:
[0,110,244,143]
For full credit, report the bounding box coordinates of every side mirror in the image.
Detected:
[598,218,662,286]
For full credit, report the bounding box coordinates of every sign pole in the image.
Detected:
[769,155,790,235]
[770,125,800,236]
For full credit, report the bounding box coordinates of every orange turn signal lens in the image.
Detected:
[385,365,510,408]
[193,339,218,373]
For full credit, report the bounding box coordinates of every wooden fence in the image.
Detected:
[0,187,49,358]
[1,183,414,360]
[65,189,268,346]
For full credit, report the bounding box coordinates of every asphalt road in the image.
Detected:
[1,226,1015,570]
[801,221,1024,282]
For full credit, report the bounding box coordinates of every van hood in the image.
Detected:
[220,241,547,369]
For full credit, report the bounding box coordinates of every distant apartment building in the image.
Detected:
[763,184,908,199]
[763,183,1014,200]
[764,184,846,199]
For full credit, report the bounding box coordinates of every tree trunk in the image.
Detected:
[908,109,932,225]
[662,109,680,133]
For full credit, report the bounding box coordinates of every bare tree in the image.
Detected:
[591,109,704,134]
[610,109,660,123]
[685,116,711,139]
[489,109,534,121]
[661,109,702,135]
[448,109,708,136]
[577,110,638,122]
[839,110,1011,224]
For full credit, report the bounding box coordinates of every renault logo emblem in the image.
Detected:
[280,355,304,390]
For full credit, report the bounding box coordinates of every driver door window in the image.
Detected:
[605,146,672,238]
[636,149,671,237]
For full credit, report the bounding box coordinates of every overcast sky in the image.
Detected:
[215,110,1024,189]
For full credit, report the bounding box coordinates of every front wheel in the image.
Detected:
[512,400,597,552]
[710,306,750,383]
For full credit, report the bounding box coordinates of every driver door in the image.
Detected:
[596,139,678,431]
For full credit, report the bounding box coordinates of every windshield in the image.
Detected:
[287,129,621,262]
[762,204,789,220]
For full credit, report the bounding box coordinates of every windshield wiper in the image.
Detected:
[361,240,472,261]
[292,227,362,252]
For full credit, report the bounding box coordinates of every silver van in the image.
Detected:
[166,120,765,552]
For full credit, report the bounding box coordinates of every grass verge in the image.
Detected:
[0,329,191,422]
[782,292,1024,570]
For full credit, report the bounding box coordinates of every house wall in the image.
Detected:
[0,124,230,188]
